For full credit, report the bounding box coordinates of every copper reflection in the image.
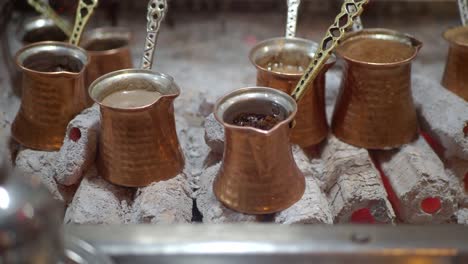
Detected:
[250,37,335,147]
[442,26,468,101]
[213,87,305,214]
[11,41,89,150]
[332,28,422,149]
[89,69,184,187]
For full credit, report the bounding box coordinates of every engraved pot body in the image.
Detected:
[11,41,89,150]
[213,87,305,214]
[81,27,133,99]
[249,37,336,147]
[89,69,185,187]
[332,28,422,149]
[442,26,468,101]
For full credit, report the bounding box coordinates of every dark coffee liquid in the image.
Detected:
[84,38,128,51]
[22,27,67,43]
[232,112,282,130]
[23,52,84,73]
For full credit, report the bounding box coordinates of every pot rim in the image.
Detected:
[443,25,468,48]
[14,41,89,76]
[249,36,337,77]
[80,27,133,55]
[214,86,298,135]
[335,28,423,67]
[88,68,180,112]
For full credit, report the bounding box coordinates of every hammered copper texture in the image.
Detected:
[332,34,420,149]
[11,42,89,150]
[213,88,305,214]
[82,28,133,98]
[330,29,421,149]
[98,97,184,187]
[256,66,330,147]
[442,26,468,101]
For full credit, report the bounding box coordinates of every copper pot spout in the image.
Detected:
[213,87,305,214]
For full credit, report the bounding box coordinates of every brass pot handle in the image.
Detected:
[458,0,468,26]
[140,0,168,70]
[69,0,99,46]
[285,0,301,38]
[290,0,369,103]
[27,0,72,37]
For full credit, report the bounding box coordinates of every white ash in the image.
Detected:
[322,136,396,224]
[412,74,468,160]
[275,176,333,224]
[54,104,100,186]
[204,113,224,155]
[130,173,193,224]
[456,208,468,225]
[64,167,134,225]
[16,149,76,204]
[195,163,259,223]
[374,137,460,224]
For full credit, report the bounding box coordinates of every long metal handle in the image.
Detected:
[140,0,168,70]
[69,0,99,45]
[285,0,301,38]
[290,0,369,102]
[458,0,468,26]
[27,0,72,37]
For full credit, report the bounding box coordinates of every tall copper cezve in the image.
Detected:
[332,28,422,149]
[442,26,468,101]
[89,69,185,187]
[213,87,305,214]
[81,27,133,96]
[11,41,89,150]
[249,37,335,147]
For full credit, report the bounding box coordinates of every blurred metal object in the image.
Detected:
[141,0,168,69]
[332,28,422,149]
[290,0,368,102]
[67,224,468,264]
[458,0,468,26]
[213,87,305,214]
[89,69,185,187]
[249,37,335,147]
[285,0,300,38]
[0,156,64,263]
[21,17,68,44]
[69,0,98,45]
[442,26,468,101]
[27,0,72,36]
[62,235,114,264]
[11,41,89,150]
[81,27,133,101]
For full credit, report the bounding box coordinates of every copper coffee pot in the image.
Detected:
[441,0,468,101]
[11,0,98,150]
[89,70,185,187]
[11,41,90,150]
[213,87,305,214]
[88,0,184,187]
[214,0,369,214]
[81,27,133,93]
[249,37,335,147]
[331,28,422,149]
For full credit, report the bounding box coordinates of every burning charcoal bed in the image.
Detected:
[1,0,468,263]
